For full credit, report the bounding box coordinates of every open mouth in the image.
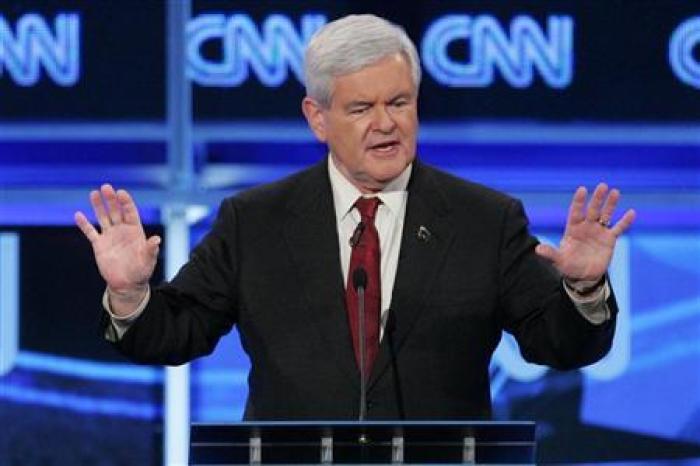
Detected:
[368,140,400,153]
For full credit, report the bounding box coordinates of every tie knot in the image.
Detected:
[355,197,381,223]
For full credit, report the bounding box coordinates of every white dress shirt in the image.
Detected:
[328,155,411,340]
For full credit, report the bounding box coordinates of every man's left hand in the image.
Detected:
[535,183,636,286]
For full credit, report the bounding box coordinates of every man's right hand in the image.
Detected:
[74,184,161,317]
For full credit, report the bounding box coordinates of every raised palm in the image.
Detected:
[536,183,636,283]
[75,185,160,307]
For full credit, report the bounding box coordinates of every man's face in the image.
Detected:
[303,53,418,193]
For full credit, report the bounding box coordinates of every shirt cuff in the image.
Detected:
[102,286,150,341]
[563,279,611,325]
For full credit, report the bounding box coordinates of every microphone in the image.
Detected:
[349,222,365,247]
[352,267,368,421]
[352,267,367,290]
[384,310,405,420]
[384,310,397,335]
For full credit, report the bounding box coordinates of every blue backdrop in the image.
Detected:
[1,1,699,464]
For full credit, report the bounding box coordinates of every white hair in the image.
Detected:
[304,14,421,108]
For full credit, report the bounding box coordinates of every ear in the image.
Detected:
[301,97,327,142]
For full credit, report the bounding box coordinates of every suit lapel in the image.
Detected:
[283,160,360,387]
[369,161,456,389]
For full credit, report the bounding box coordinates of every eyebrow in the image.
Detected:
[344,92,414,110]
[388,92,413,102]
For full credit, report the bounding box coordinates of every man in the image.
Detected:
[75,15,635,420]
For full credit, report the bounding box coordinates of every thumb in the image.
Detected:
[146,235,161,258]
[535,243,559,264]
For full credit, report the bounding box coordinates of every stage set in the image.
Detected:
[1,1,699,464]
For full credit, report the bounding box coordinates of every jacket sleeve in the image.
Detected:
[498,199,617,370]
[108,198,240,365]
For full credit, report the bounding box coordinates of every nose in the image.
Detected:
[371,105,397,133]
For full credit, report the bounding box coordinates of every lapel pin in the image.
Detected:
[417,225,432,242]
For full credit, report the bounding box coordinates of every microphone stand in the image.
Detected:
[352,267,368,422]
[357,283,367,421]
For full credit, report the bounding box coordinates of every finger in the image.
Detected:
[147,235,161,247]
[586,183,609,222]
[599,188,620,225]
[535,243,560,265]
[74,211,100,243]
[567,186,587,224]
[117,189,141,225]
[611,209,636,237]
[89,189,110,230]
[146,235,161,258]
[101,184,123,225]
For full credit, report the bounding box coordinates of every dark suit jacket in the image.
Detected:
[111,159,617,420]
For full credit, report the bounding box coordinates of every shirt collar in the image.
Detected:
[327,154,412,223]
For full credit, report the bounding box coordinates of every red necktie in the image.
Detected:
[345,197,381,379]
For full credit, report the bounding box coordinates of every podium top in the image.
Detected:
[191,420,535,442]
[190,421,536,465]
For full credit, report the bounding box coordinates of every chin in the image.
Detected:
[359,151,413,185]
[369,166,406,185]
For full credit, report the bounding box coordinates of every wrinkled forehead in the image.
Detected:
[327,53,417,104]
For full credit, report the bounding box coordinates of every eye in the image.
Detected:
[349,106,369,115]
[391,99,408,108]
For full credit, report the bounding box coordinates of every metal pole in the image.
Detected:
[164,0,193,464]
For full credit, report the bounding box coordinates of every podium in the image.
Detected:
[190,421,536,465]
